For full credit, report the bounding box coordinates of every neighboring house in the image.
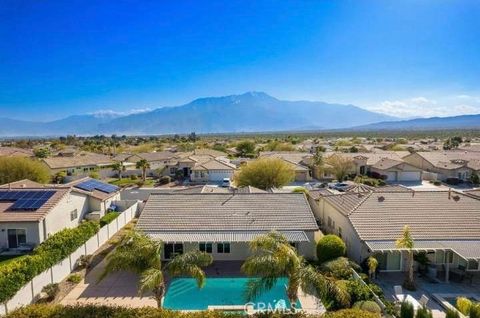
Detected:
[65,177,121,214]
[136,193,320,261]
[403,151,480,181]
[259,152,314,182]
[0,178,122,249]
[0,147,33,157]
[43,152,114,178]
[190,157,237,183]
[327,152,422,182]
[310,188,480,279]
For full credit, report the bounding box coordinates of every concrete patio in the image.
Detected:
[374,272,480,318]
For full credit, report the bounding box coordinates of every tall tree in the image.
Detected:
[111,161,125,180]
[0,157,50,184]
[98,230,212,307]
[242,231,347,310]
[396,225,416,290]
[235,157,295,190]
[325,155,354,181]
[136,159,151,182]
[236,140,256,157]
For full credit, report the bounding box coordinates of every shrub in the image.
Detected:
[67,274,82,284]
[323,308,381,318]
[88,171,100,179]
[415,306,433,318]
[76,254,92,269]
[0,221,99,303]
[0,157,50,184]
[346,279,375,304]
[158,176,172,185]
[235,158,295,190]
[470,304,480,318]
[445,308,460,318]
[100,212,120,227]
[400,301,414,318]
[433,180,442,186]
[130,174,138,180]
[136,180,145,187]
[456,297,472,315]
[353,301,382,314]
[41,283,59,301]
[317,235,346,263]
[320,257,355,279]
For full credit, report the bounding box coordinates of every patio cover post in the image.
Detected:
[445,261,449,283]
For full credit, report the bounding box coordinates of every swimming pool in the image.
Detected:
[163,277,302,311]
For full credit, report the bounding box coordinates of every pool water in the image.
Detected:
[163,277,302,310]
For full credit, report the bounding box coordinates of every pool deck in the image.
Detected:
[374,272,480,318]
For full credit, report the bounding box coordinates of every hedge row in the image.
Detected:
[100,211,121,227]
[0,221,100,303]
[5,304,379,318]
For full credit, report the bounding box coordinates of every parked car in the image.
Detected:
[328,182,350,192]
[221,178,231,187]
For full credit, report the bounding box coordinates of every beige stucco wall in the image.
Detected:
[0,221,42,248]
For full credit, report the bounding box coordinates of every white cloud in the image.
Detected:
[367,95,480,118]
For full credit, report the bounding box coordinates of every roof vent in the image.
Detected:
[378,196,385,202]
[452,195,461,202]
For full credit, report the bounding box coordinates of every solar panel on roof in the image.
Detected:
[74,179,119,194]
[7,191,55,210]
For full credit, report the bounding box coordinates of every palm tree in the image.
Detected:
[367,256,378,280]
[241,231,346,310]
[136,159,150,182]
[97,230,213,307]
[396,225,416,290]
[111,161,125,180]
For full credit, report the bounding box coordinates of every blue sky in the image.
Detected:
[1,0,480,121]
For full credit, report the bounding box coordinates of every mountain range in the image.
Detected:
[0,92,478,136]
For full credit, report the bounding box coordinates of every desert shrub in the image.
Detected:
[0,157,50,184]
[415,306,433,318]
[400,301,415,318]
[76,254,92,269]
[130,174,138,180]
[100,212,120,227]
[67,274,82,284]
[433,180,442,186]
[41,283,59,301]
[346,279,375,304]
[158,176,172,185]
[445,308,460,318]
[317,235,346,263]
[470,304,480,318]
[136,180,145,187]
[88,171,100,179]
[353,300,382,313]
[323,308,381,318]
[235,157,295,190]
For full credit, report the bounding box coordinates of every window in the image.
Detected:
[468,260,479,271]
[195,171,200,178]
[199,242,212,253]
[70,209,78,221]
[170,167,176,175]
[7,229,26,248]
[164,243,183,259]
[217,243,230,253]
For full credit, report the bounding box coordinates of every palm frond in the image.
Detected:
[244,277,278,302]
[139,268,164,296]
[165,251,212,288]
[241,254,286,277]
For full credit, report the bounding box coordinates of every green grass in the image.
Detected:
[0,254,27,266]
[108,178,155,187]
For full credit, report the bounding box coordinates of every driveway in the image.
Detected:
[61,257,156,308]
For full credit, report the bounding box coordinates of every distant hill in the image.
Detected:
[0,92,395,136]
[352,114,480,131]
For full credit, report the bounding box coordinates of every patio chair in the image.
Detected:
[419,294,429,307]
[394,285,404,302]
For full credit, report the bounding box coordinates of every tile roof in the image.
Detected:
[191,158,236,171]
[43,152,113,169]
[149,231,309,243]
[65,177,120,200]
[331,190,480,241]
[326,152,409,165]
[0,147,33,157]
[137,193,318,233]
[411,151,480,171]
[136,151,178,162]
[0,179,44,188]
[0,187,70,222]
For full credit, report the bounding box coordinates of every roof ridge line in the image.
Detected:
[348,191,374,216]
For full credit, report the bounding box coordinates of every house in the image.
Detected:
[259,152,314,181]
[310,188,480,279]
[43,152,114,178]
[0,178,121,249]
[0,147,33,157]
[190,157,237,183]
[327,152,422,182]
[136,193,320,260]
[403,151,480,181]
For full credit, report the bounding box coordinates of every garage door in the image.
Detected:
[209,170,233,181]
[385,171,397,181]
[398,171,421,182]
